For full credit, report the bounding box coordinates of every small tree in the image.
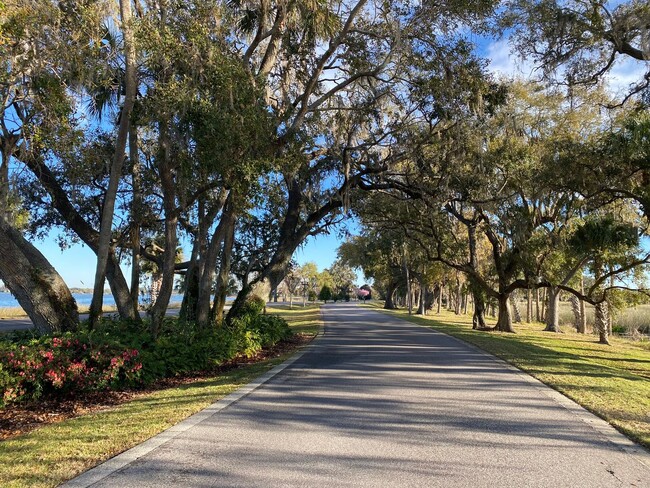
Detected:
[284,269,302,309]
[319,285,333,303]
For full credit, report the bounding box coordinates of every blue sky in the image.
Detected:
[35,223,356,288]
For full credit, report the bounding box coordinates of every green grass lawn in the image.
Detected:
[0,305,322,488]
[367,303,650,450]
[268,303,321,336]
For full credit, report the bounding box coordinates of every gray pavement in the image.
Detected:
[67,303,650,487]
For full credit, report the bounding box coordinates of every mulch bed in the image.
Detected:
[0,333,314,441]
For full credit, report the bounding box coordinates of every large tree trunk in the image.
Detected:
[465,223,486,328]
[90,0,137,327]
[149,124,178,336]
[179,239,200,323]
[0,216,79,334]
[570,295,583,333]
[472,289,487,329]
[416,277,426,315]
[180,194,225,323]
[593,260,609,344]
[384,280,399,309]
[595,301,610,345]
[526,288,531,323]
[454,274,462,315]
[544,285,561,332]
[424,285,436,313]
[212,203,237,323]
[579,275,587,333]
[196,193,231,327]
[494,293,515,333]
[535,287,540,322]
[510,292,522,323]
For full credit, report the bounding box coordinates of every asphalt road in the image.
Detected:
[72,303,650,487]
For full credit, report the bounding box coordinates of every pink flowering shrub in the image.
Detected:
[0,312,293,408]
[0,336,142,406]
[357,289,370,299]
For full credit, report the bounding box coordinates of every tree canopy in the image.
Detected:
[0,0,648,347]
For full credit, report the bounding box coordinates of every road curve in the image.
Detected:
[73,303,650,487]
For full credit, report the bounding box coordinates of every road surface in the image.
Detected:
[68,303,650,487]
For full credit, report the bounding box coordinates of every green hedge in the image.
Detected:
[0,310,292,408]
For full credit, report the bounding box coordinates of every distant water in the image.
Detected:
[0,291,184,309]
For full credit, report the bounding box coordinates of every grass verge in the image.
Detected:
[0,302,183,320]
[0,305,322,488]
[268,303,321,336]
[366,303,650,450]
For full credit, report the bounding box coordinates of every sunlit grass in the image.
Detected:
[367,303,650,450]
[0,305,322,488]
[514,299,650,335]
[268,303,321,336]
[0,307,29,319]
[0,305,121,320]
[0,302,186,320]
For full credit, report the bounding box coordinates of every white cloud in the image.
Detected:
[603,57,649,100]
[484,37,650,102]
[486,38,537,81]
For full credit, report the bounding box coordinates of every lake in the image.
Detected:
[0,291,184,309]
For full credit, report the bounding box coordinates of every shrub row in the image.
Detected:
[0,336,142,406]
[0,302,291,407]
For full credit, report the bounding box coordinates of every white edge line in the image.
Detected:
[61,314,325,488]
[367,304,650,469]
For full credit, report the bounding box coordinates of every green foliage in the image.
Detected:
[0,335,142,407]
[231,314,292,350]
[0,310,293,408]
[234,294,266,320]
[318,285,332,302]
[570,216,639,256]
[328,259,356,297]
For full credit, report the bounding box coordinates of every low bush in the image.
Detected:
[0,336,142,407]
[234,294,266,319]
[255,314,292,344]
[225,313,291,358]
[0,311,293,408]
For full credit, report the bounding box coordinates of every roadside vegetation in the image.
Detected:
[368,303,650,449]
[0,296,291,407]
[0,304,321,488]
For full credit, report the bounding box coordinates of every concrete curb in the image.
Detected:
[367,304,650,469]
[62,317,326,488]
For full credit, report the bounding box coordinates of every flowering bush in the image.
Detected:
[0,311,293,408]
[0,336,143,406]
